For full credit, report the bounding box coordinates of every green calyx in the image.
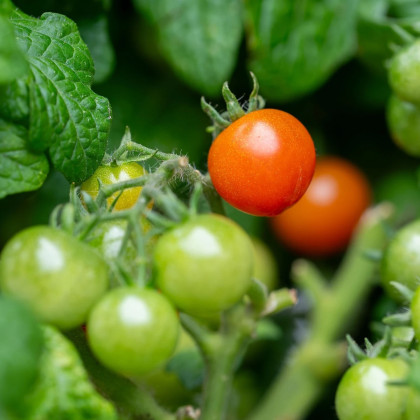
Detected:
[201,72,265,139]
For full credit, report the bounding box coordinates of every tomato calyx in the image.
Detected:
[201,72,265,138]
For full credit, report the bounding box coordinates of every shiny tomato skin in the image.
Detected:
[0,226,109,330]
[271,157,371,257]
[87,287,179,378]
[207,109,316,217]
[80,162,147,211]
[153,214,254,316]
[381,220,420,303]
[335,358,409,420]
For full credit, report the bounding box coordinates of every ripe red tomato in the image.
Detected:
[207,109,316,217]
[270,157,371,256]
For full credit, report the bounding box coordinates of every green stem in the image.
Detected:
[201,174,225,215]
[248,203,394,420]
[201,307,256,420]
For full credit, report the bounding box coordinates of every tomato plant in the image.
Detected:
[87,287,180,378]
[80,162,147,210]
[251,237,279,291]
[5,2,420,419]
[270,156,371,256]
[386,94,420,156]
[0,226,109,330]
[207,109,316,217]
[388,39,420,105]
[335,358,409,420]
[381,219,420,303]
[153,213,254,316]
[410,287,420,341]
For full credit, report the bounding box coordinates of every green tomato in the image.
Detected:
[406,388,420,420]
[335,358,409,420]
[410,287,420,342]
[389,39,420,104]
[381,219,420,303]
[251,237,278,291]
[87,287,179,378]
[386,94,420,156]
[80,162,147,211]
[0,226,109,330]
[153,214,254,316]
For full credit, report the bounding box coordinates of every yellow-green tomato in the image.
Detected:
[80,162,147,211]
[87,287,179,378]
[0,226,108,330]
[251,237,278,291]
[335,358,409,420]
[153,214,254,316]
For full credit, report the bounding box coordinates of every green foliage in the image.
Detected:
[0,15,28,84]
[245,0,359,102]
[133,0,243,96]
[24,325,118,420]
[358,0,420,74]
[0,5,111,197]
[78,15,115,84]
[0,296,44,417]
[166,348,205,390]
[0,120,49,198]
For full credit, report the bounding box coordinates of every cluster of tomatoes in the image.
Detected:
[0,79,399,418]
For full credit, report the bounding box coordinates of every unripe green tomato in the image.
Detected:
[389,39,420,104]
[251,237,279,291]
[387,94,420,156]
[406,388,420,420]
[87,287,179,378]
[410,287,420,342]
[154,214,254,316]
[381,219,420,303]
[0,226,109,330]
[335,358,409,420]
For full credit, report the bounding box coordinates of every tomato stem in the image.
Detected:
[248,203,394,420]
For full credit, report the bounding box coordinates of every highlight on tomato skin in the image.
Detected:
[207,108,316,217]
[270,156,372,257]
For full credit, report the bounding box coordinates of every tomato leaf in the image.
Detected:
[78,15,115,84]
[133,0,243,96]
[166,348,205,390]
[0,15,28,84]
[245,0,359,102]
[9,9,111,183]
[23,326,118,420]
[0,120,49,199]
[0,296,44,416]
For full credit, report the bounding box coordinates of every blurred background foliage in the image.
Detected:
[3,0,420,418]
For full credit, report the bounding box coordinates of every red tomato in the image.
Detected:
[207,109,316,217]
[271,157,371,256]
